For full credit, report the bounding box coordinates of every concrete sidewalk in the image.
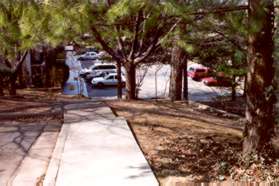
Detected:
[44,102,158,186]
[0,112,62,186]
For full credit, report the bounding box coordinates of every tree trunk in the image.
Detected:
[276,52,279,130]
[44,47,56,88]
[169,45,185,101]
[243,0,276,155]
[17,52,32,89]
[17,65,25,88]
[183,59,188,101]
[243,74,247,97]
[169,23,188,101]
[231,75,236,101]
[169,64,183,101]
[22,51,32,88]
[9,73,17,96]
[4,52,28,95]
[231,56,236,101]
[116,61,122,99]
[0,78,4,96]
[125,63,136,100]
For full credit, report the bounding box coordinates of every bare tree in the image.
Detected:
[135,65,149,99]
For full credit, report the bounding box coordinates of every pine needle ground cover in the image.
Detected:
[108,100,279,184]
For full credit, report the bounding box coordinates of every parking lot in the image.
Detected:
[79,59,237,101]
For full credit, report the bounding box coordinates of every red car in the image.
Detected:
[202,76,232,87]
[187,65,210,80]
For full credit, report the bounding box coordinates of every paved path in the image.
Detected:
[0,118,61,186]
[44,102,158,186]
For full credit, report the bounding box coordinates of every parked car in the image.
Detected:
[80,63,116,75]
[91,63,117,73]
[91,73,126,88]
[80,71,109,82]
[187,64,210,80]
[80,63,121,82]
[83,70,117,82]
[86,47,99,53]
[77,51,99,61]
[202,76,232,87]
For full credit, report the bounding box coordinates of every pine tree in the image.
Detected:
[44,0,187,100]
[89,0,181,99]
[166,0,277,155]
[0,0,42,95]
[243,0,276,155]
[166,0,247,101]
[275,1,279,133]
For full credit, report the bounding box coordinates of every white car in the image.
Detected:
[80,63,123,81]
[78,51,99,61]
[85,70,117,80]
[91,63,117,73]
[80,63,116,76]
[91,73,126,88]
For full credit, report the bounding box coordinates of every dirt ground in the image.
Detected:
[107,100,279,184]
[1,89,278,184]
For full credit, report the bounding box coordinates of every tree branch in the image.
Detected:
[129,11,142,61]
[115,25,127,60]
[137,11,150,56]
[213,29,246,52]
[4,59,12,69]
[91,25,121,62]
[190,5,248,16]
[157,18,181,47]
[134,19,181,65]
[134,31,161,65]
[12,51,28,73]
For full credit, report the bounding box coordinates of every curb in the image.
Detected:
[43,124,71,186]
[187,100,242,120]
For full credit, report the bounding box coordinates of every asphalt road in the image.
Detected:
[79,60,237,101]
